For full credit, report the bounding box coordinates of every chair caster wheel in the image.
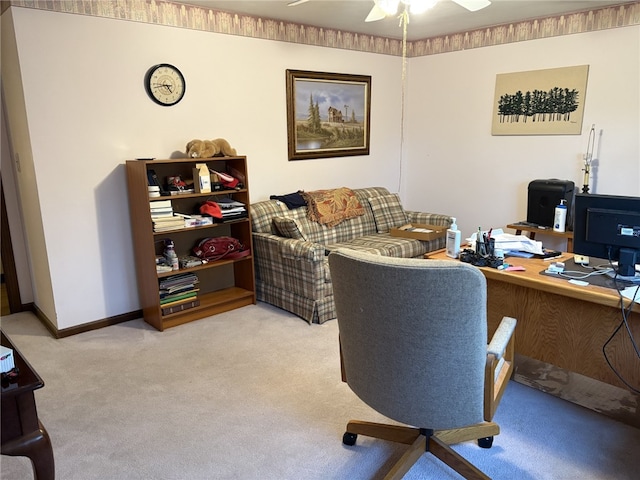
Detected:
[343,432,357,446]
[478,436,493,448]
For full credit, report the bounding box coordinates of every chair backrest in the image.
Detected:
[328,249,487,431]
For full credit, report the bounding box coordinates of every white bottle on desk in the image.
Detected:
[446,217,462,258]
[553,200,567,233]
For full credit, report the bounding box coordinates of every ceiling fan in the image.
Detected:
[364,0,491,22]
[287,1,491,21]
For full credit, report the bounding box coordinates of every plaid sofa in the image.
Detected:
[250,187,452,324]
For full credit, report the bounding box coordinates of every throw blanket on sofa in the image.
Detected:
[301,187,365,228]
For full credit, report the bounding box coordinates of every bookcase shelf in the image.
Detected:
[126,156,256,331]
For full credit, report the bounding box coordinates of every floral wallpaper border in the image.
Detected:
[6,0,640,57]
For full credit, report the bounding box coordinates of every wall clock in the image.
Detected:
[144,63,186,106]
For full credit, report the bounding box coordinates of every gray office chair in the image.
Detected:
[328,249,516,480]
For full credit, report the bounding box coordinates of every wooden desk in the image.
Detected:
[506,222,574,252]
[427,250,639,426]
[1,331,55,480]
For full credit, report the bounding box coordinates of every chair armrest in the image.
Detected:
[252,232,325,262]
[487,316,517,359]
[484,316,517,421]
[252,232,329,299]
[404,211,453,227]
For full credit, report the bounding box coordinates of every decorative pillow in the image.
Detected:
[301,188,365,228]
[273,217,307,240]
[367,194,408,233]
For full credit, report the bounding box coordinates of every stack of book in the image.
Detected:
[217,197,248,221]
[150,200,186,232]
[159,272,200,315]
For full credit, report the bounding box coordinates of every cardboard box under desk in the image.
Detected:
[390,224,447,241]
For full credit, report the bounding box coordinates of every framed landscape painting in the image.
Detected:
[492,65,589,135]
[286,69,371,160]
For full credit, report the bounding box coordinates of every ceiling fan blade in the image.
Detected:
[365,4,387,22]
[287,0,310,6]
[452,0,491,12]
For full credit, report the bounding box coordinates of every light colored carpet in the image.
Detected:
[1,303,639,479]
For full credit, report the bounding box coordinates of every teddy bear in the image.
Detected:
[186,138,237,158]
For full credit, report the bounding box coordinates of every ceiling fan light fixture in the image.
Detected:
[408,0,438,15]
[452,0,491,12]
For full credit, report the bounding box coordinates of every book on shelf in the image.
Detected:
[150,199,172,208]
[153,214,182,222]
[153,222,185,228]
[217,198,246,208]
[162,298,200,316]
[154,225,186,232]
[158,274,199,292]
[221,207,246,215]
[151,211,173,221]
[159,272,199,285]
[160,282,199,296]
[150,206,174,213]
[159,290,199,306]
[152,216,186,232]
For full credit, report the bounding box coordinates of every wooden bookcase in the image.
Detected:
[125,157,255,331]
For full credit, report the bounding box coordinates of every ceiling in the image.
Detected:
[175,1,632,40]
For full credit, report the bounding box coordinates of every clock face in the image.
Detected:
[145,64,186,106]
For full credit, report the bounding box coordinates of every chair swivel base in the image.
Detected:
[342,420,499,480]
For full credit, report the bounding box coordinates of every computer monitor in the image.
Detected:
[573,193,640,280]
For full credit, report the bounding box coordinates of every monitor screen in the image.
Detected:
[573,193,640,280]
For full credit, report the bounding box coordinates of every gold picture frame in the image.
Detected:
[286,69,371,160]
[492,65,589,135]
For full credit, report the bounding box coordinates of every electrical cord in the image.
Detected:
[600,250,640,394]
[557,268,613,280]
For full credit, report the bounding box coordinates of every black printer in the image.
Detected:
[527,179,575,229]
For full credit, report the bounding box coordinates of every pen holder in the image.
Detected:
[487,238,495,256]
[476,236,495,257]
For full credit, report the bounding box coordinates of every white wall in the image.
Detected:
[404,26,640,245]
[3,7,403,329]
[3,7,639,330]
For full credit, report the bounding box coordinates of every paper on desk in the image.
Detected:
[621,286,640,302]
[467,228,544,255]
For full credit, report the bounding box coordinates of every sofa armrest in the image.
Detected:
[405,211,453,227]
[252,232,330,299]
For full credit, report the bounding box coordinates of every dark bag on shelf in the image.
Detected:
[192,236,250,262]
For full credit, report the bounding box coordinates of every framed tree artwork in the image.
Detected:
[492,65,589,135]
[286,69,371,160]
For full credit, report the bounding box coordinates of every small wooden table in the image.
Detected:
[506,222,574,252]
[1,331,55,480]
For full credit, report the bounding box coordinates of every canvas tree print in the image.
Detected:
[492,65,589,135]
